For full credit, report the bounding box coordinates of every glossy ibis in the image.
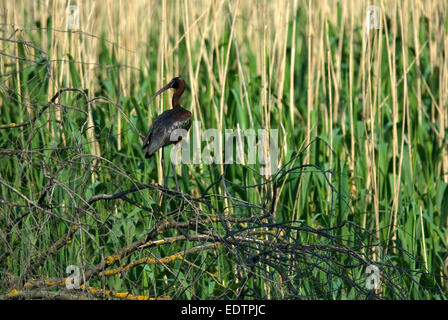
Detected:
[143,77,192,187]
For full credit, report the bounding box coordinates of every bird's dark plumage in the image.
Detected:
[142,77,191,159]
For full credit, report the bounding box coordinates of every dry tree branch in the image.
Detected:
[0,88,88,130]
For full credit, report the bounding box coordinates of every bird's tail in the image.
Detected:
[145,152,153,159]
[143,146,153,159]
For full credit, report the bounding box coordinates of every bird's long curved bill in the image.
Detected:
[146,82,173,107]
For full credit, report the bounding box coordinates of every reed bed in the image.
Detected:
[0,0,447,299]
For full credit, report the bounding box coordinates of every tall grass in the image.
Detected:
[0,0,447,299]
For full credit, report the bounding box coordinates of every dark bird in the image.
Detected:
[143,77,191,188]
[142,77,192,159]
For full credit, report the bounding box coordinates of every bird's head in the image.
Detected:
[147,76,185,108]
[168,77,184,89]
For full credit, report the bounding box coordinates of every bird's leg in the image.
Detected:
[171,142,181,192]
[171,161,179,192]
[161,151,167,188]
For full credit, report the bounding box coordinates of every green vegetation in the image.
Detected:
[0,1,447,299]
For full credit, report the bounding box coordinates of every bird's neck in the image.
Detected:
[172,96,181,108]
[172,83,185,108]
